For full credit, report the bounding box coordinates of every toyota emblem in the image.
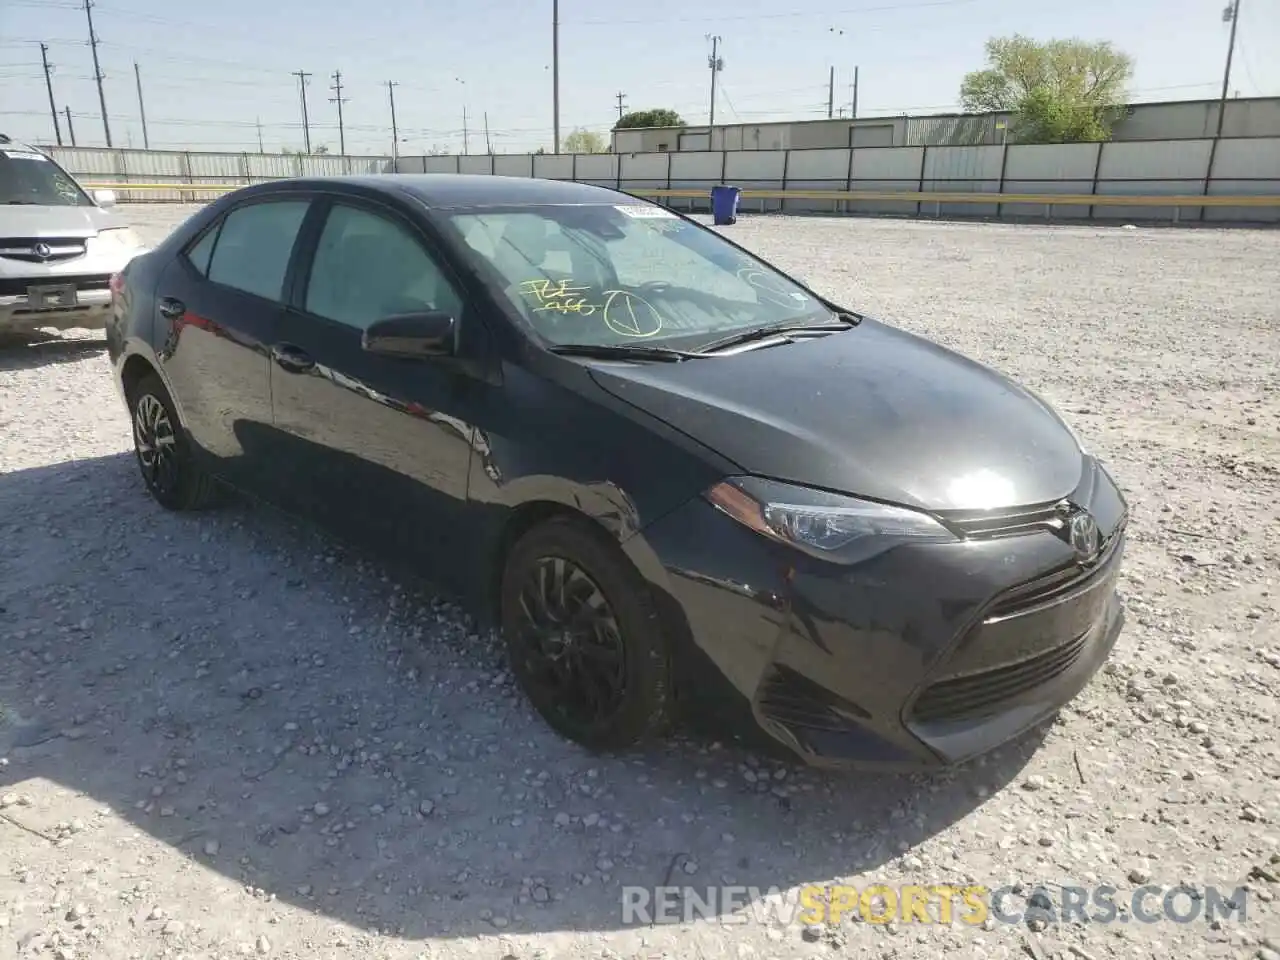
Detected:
[32,242,52,259]
[1067,510,1101,564]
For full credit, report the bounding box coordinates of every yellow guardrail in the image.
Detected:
[80,181,1280,208]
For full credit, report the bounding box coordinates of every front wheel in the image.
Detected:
[128,371,219,511]
[500,517,673,751]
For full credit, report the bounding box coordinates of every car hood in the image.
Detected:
[586,319,1085,512]
[0,204,118,238]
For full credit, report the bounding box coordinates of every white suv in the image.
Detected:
[1,135,148,340]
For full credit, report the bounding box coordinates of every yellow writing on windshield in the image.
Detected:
[518,279,600,316]
[602,290,663,338]
[736,266,810,311]
[516,279,664,338]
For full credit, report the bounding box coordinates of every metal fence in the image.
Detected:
[43,138,1280,223]
[42,146,393,201]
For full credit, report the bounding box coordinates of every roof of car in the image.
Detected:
[283,174,634,209]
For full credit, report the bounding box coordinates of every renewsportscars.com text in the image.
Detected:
[621,883,1249,927]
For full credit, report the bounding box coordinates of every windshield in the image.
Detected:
[442,202,829,349]
[0,149,93,206]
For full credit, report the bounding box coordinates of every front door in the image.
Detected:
[267,196,485,585]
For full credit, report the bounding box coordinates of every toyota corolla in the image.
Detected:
[105,174,1127,770]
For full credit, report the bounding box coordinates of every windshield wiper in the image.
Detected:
[548,343,709,363]
[3,200,41,205]
[698,315,859,354]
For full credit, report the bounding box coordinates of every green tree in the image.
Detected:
[562,128,608,153]
[960,35,1133,143]
[614,109,685,130]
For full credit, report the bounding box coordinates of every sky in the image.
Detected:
[2,0,1278,157]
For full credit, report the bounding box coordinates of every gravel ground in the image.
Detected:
[2,204,1278,960]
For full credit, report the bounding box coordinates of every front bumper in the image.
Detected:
[0,281,112,332]
[630,459,1128,770]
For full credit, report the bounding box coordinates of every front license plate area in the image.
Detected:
[28,283,77,309]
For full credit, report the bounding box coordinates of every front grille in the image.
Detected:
[939,502,1066,540]
[0,237,88,264]
[757,664,869,733]
[987,527,1123,619]
[911,632,1089,723]
[0,273,111,297]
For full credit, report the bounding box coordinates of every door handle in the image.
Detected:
[158,297,185,319]
[271,342,315,374]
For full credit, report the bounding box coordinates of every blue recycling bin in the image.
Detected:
[711,184,741,225]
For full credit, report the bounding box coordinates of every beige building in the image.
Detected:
[611,96,1280,153]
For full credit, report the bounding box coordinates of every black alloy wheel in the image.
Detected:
[501,518,672,751]
[128,372,219,511]
[515,556,627,725]
[133,391,179,499]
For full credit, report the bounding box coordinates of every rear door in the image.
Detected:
[266,194,484,582]
[154,196,312,492]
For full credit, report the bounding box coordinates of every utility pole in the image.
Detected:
[615,91,627,123]
[386,80,400,163]
[707,35,723,130]
[552,0,561,153]
[462,105,470,155]
[133,62,150,149]
[1215,0,1241,139]
[851,66,860,119]
[827,66,835,119]
[40,44,63,145]
[38,42,62,145]
[83,0,111,146]
[256,117,264,153]
[484,112,493,154]
[329,70,348,156]
[64,107,77,147]
[292,70,312,153]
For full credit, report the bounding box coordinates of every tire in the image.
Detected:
[500,516,673,751]
[127,371,220,511]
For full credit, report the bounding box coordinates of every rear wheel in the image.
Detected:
[500,517,673,751]
[128,372,219,511]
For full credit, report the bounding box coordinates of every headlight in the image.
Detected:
[705,476,957,562]
[89,227,144,255]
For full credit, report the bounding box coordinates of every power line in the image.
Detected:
[292,70,313,153]
[39,43,63,145]
[82,0,112,146]
[572,0,981,26]
[615,91,627,122]
[329,70,349,156]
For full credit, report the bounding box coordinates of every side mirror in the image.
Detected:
[362,311,456,358]
[93,189,117,208]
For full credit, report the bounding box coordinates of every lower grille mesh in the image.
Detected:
[757,664,868,733]
[910,632,1089,724]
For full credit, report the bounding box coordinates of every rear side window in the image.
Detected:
[184,226,219,276]
[206,200,310,303]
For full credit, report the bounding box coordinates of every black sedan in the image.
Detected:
[105,174,1127,770]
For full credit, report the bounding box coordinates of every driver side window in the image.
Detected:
[305,204,464,331]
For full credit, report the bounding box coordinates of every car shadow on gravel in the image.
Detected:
[0,454,1045,943]
[0,333,107,372]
